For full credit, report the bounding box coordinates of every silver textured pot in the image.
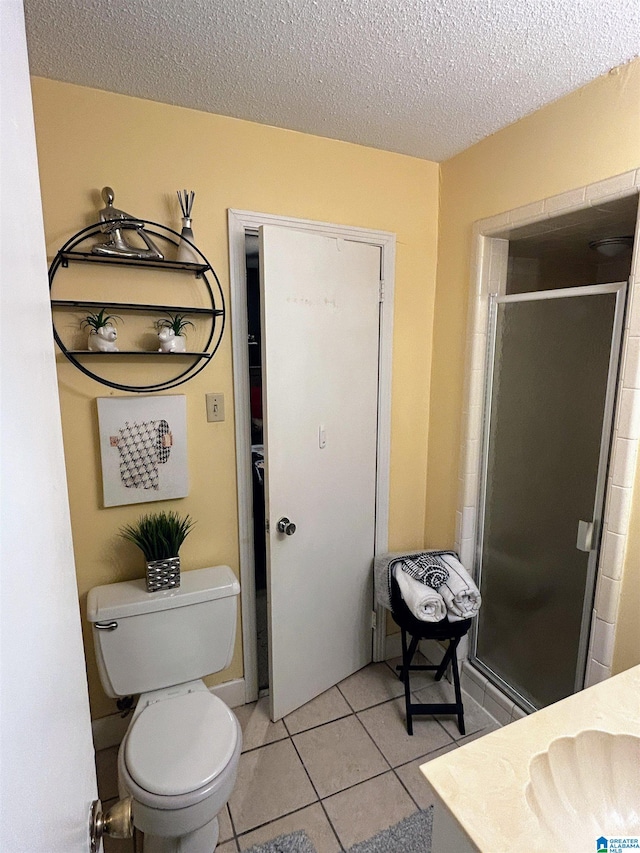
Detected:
[146,556,180,592]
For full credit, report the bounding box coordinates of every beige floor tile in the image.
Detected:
[228,739,317,834]
[217,841,238,852]
[233,697,288,752]
[95,746,120,802]
[430,689,498,740]
[395,745,458,809]
[323,771,417,849]
[284,686,352,735]
[237,803,341,853]
[461,670,486,705]
[411,678,454,702]
[385,651,444,693]
[218,805,234,843]
[357,697,453,767]
[103,835,134,853]
[412,680,500,740]
[337,662,405,711]
[292,715,388,798]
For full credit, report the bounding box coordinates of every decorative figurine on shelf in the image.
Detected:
[82,309,122,352]
[92,186,164,260]
[176,189,198,264]
[156,312,194,353]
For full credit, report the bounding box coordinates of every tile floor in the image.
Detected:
[97,654,500,852]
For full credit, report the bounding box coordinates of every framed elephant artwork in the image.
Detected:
[96,395,188,507]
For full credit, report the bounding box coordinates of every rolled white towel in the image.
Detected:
[374,549,456,612]
[394,565,447,622]
[438,554,482,621]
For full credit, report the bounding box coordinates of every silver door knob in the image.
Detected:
[90,798,133,852]
[277,517,296,535]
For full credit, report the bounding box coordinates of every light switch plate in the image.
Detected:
[206,393,225,422]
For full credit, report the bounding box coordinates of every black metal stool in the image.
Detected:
[391,576,472,736]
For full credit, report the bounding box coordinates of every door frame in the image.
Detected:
[228,209,395,703]
[456,177,640,698]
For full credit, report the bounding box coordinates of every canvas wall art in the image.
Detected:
[97,395,188,507]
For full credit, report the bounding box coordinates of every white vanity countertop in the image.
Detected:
[420,665,640,852]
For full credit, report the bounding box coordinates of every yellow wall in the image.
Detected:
[429,59,640,666]
[32,60,640,721]
[612,450,640,675]
[31,77,440,720]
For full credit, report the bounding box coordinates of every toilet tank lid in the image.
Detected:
[87,565,240,622]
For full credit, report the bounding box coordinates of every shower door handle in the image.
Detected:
[576,520,594,552]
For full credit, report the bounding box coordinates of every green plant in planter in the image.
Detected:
[155,312,195,337]
[120,511,195,561]
[80,308,123,331]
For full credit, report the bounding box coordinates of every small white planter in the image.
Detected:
[158,328,187,353]
[88,324,119,352]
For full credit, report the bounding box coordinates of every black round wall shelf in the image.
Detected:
[48,219,225,392]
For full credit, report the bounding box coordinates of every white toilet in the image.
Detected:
[88,565,242,853]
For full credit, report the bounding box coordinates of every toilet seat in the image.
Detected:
[125,691,238,796]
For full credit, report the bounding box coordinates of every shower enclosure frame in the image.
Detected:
[455,171,640,718]
[472,281,627,712]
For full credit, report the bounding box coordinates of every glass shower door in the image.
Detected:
[473,283,626,710]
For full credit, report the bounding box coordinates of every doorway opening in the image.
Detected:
[228,210,396,709]
[244,231,269,692]
[466,192,639,713]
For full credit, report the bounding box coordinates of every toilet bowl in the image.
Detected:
[88,565,242,852]
[117,682,242,852]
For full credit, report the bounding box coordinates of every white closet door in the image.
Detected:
[260,225,380,720]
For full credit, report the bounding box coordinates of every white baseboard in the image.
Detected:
[92,678,247,752]
[384,631,402,660]
[209,678,246,710]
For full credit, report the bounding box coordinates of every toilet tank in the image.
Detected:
[87,565,240,698]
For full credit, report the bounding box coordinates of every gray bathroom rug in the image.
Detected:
[243,829,316,853]
[243,807,432,853]
[348,807,433,853]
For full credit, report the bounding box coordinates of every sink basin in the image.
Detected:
[525,730,640,851]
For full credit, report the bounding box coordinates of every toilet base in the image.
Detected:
[142,815,219,853]
[116,685,242,851]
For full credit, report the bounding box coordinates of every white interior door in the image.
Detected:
[260,226,381,720]
[1,4,98,851]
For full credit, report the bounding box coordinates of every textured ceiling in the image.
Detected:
[23,0,640,162]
